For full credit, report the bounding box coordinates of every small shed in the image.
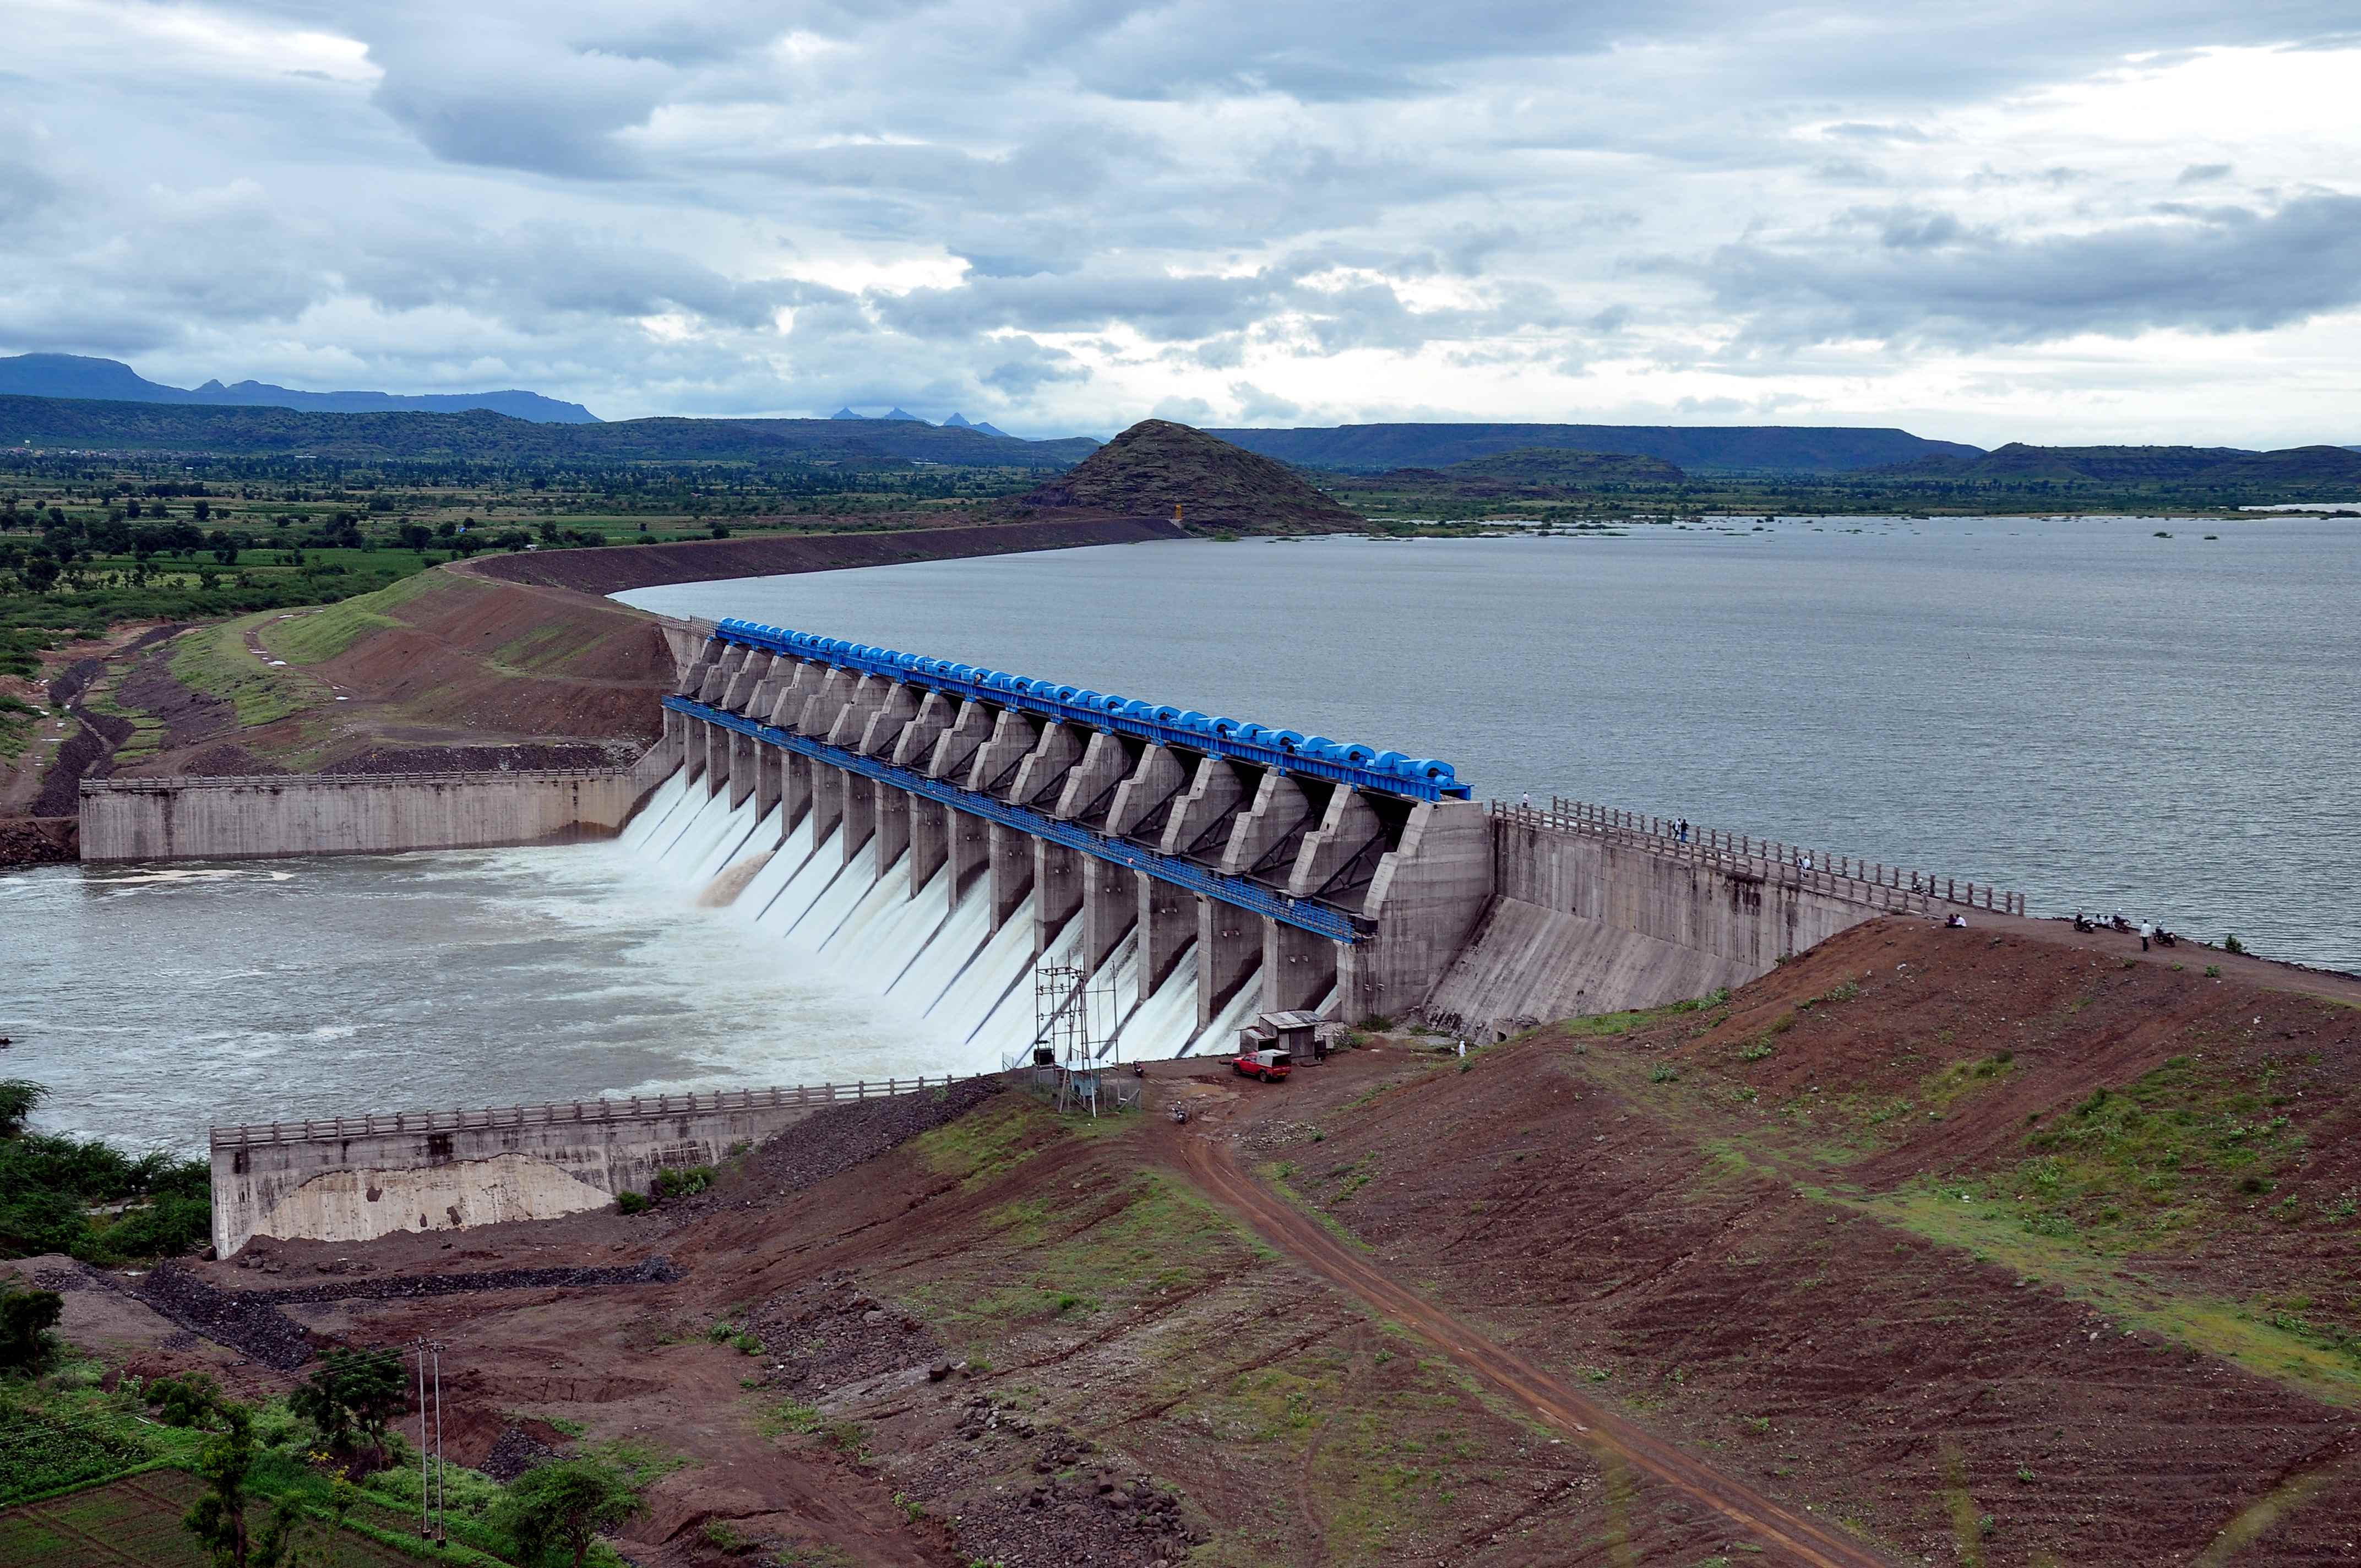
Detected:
[1257,1010,1325,1060]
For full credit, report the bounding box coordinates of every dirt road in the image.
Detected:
[1168,1130,1894,1568]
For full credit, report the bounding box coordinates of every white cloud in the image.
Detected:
[0,2,2355,443]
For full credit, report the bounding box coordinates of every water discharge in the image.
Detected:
[618,770,1255,1072]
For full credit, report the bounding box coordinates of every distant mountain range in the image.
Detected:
[834,406,1017,439]
[1208,423,1984,475]
[1876,443,2361,488]
[0,353,599,423]
[0,394,1098,467]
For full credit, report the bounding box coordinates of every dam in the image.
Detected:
[89,612,2016,1251]
[629,617,2017,1057]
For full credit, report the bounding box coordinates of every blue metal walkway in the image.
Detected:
[667,695,1369,943]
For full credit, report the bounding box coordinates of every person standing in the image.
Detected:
[2138,918,2152,952]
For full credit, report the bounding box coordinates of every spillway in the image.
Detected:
[622,777,1263,1066]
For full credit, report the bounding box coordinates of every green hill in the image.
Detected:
[1878,443,2361,492]
[1015,419,1362,531]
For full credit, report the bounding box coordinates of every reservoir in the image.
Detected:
[7,513,2353,1150]
[622,515,2360,973]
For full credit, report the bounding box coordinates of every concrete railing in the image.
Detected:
[1496,798,2026,917]
[210,1075,982,1150]
[86,769,637,793]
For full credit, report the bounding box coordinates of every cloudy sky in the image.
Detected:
[3,1,2358,444]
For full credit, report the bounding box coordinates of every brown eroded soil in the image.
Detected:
[47,918,2361,1566]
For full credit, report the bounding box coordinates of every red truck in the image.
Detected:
[1231,1048,1291,1082]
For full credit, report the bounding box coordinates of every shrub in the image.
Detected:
[2223,934,2245,955]
[1,1283,62,1374]
[650,1165,715,1202]
[144,1371,222,1427]
[615,1190,650,1215]
[287,1348,407,1461]
[494,1455,646,1568]
[1649,1065,1679,1083]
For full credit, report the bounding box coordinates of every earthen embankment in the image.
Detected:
[461,513,1184,595]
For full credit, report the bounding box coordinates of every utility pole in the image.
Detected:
[413,1340,428,1540]
[413,1338,448,1543]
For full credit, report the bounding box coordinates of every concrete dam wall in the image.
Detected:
[210,1079,964,1256]
[1425,799,2022,1039]
[79,763,665,861]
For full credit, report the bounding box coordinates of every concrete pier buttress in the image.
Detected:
[782,750,815,833]
[1107,744,1188,838]
[910,798,950,895]
[1010,722,1084,812]
[1139,871,1193,992]
[1263,920,1338,1014]
[875,783,913,872]
[1336,801,1495,1025]
[1161,758,1247,858]
[811,759,846,845]
[1220,771,1313,879]
[756,747,784,819]
[949,808,991,905]
[842,774,878,862]
[80,770,657,862]
[1033,839,1083,954]
[928,701,995,781]
[1197,895,1260,1028]
[1081,856,1138,971]
[1054,731,1131,820]
[728,731,757,807]
[989,821,1035,928]
[894,693,957,770]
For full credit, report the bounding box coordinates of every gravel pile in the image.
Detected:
[666,1077,1003,1217]
[480,1423,566,1482]
[744,1271,942,1392]
[119,1261,315,1370]
[950,1420,1200,1568]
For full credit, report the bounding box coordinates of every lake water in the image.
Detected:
[8,513,2352,1153]
[622,515,2360,974]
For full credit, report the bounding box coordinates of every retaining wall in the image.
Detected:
[1424,802,2016,1039]
[80,765,662,862]
[209,1078,969,1256]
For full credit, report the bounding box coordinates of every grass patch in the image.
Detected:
[167,614,316,727]
[259,570,451,666]
[905,1170,1257,1331]
[1851,1186,2361,1404]
[906,1099,1044,1190]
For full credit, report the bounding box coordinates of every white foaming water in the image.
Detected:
[888,876,993,1013]
[2,766,1296,1153]
[620,770,1260,1076]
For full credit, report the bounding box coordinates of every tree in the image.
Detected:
[184,1400,301,1568]
[193,499,211,522]
[287,1349,407,1461]
[1,1284,62,1374]
[495,1456,645,1568]
[397,523,432,553]
[0,1078,41,1137]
